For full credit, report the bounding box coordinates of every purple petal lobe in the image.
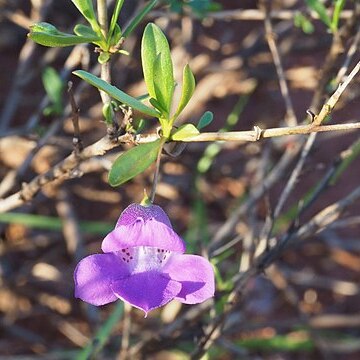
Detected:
[74,253,130,306]
[111,271,181,315]
[102,220,185,253]
[116,203,172,228]
[163,254,215,304]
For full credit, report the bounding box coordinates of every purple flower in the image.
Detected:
[74,203,215,315]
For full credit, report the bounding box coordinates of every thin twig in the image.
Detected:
[258,47,360,248]
[56,187,85,263]
[68,81,83,155]
[192,185,360,359]
[0,0,54,132]
[97,0,118,137]
[150,138,166,203]
[1,119,360,214]
[260,0,297,126]
[118,303,132,360]
[314,60,360,125]
[182,122,360,142]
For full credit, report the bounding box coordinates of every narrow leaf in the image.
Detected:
[305,0,331,28]
[109,0,125,41]
[171,123,199,141]
[141,23,174,112]
[108,140,162,186]
[149,97,168,115]
[153,52,174,115]
[174,64,195,118]
[123,0,158,38]
[42,67,64,114]
[332,0,346,32]
[73,70,159,117]
[28,22,100,47]
[197,111,214,130]
[71,0,100,31]
[109,24,122,47]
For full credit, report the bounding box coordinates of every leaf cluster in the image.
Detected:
[74,23,214,186]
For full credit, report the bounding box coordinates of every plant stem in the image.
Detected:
[97,0,109,39]
[150,138,166,203]
[97,0,116,134]
[179,122,360,142]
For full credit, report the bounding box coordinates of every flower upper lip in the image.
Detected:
[102,204,186,253]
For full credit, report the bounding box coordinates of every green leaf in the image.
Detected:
[174,64,195,118]
[73,23,99,38]
[123,0,158,38]
[141,23,174,115]
[171,123,200,141]
[73,70,159,118]
[28,22,100,47]
[71,0,100,32]
[305,0,331,29]
[149,97,168,115]
[152,53,174,116]
[108,140,162,186]
[197,111,214,130]
[109,24,122,47]
[294,12,315,34]
[98,52,111,64]
[108,0,125,41]
[42,67,64,115]
[102,103,114,125]
[332,0,346,32]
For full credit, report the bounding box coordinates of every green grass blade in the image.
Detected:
[75,302,124,360]
[0,212,113,235]
[123,0,158,38]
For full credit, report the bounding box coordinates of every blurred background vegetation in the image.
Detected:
[0,0,360,359]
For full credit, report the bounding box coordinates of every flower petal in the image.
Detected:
[163,254,215,304]
[111,271,181,316]
[74,253,130,306]
[102,220,185,253]
[116,203,172,228]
